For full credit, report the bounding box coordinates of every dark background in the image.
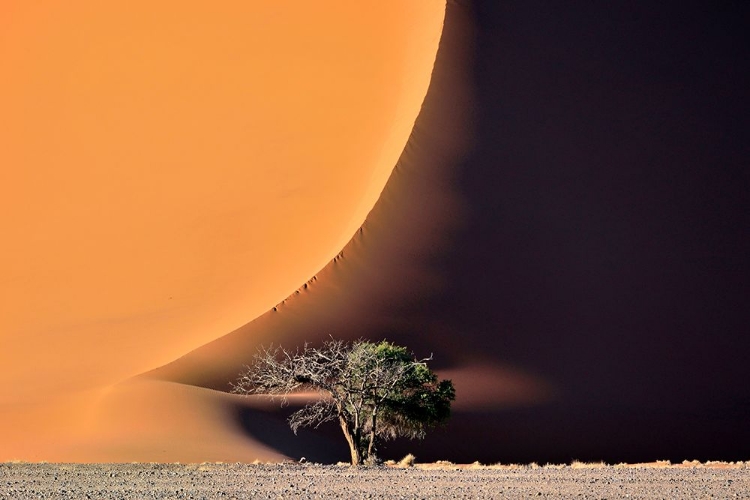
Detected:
[404,0,750,464]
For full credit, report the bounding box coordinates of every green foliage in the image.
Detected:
[349,341,454,441]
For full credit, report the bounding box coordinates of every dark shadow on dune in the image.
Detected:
[417,0,750,463]
[233,403,346,463]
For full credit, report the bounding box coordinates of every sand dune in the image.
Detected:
[0,0,446,461]
[3,0,748,465]
[146,0,750,465]
[144,0,552,458]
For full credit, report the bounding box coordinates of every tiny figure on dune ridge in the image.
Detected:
[232,339,455,466]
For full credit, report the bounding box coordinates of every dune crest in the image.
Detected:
[142,0,548,460]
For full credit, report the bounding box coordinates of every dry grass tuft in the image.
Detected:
[570,460,607,469]
[629,460,672,468]
[387,459,750,470]
[703,460,749,469]
[487,463,525,470]
[681,460,702,467]
[397,454,416,468]
[415,460,460,471]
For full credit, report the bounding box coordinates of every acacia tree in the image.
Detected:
[232,339,455,466]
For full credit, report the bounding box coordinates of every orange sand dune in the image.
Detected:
[112,0,750,465]
[145,0,552,458]
[0,1,446,460]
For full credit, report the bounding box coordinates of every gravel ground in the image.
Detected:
[1,462,748,499]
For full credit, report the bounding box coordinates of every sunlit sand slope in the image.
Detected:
[0,1,445,461]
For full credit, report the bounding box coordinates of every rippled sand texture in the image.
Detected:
[0,0,446,461]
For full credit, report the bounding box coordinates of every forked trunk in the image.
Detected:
[339,416,361,466]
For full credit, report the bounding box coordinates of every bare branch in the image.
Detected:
[289,398,337,434]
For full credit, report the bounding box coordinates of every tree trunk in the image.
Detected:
[339,416,361,466]
[367,409,377,461]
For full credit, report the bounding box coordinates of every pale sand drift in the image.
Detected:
[0,1,447,461]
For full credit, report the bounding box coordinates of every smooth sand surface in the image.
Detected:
[0,1,445,461]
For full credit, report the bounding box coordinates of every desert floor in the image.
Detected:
[1,462,748,499]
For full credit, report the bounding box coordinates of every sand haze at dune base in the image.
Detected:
[0,0,447,461]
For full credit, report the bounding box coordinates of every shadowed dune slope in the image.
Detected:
[0,1,445,461]
[151,0,750,465]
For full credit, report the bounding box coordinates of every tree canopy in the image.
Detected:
[232,339,455,465]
